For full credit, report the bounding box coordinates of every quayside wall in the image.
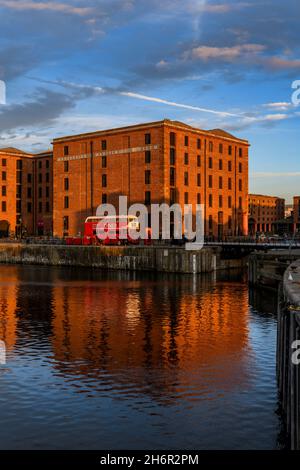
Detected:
[0,243,223,274]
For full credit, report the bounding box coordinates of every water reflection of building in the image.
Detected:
[0,267,18,349]
[0,267,251,401]
[50,277,250,397]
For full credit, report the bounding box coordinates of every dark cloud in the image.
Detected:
[0,88,74,133]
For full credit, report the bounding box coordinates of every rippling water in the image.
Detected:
[0,265,282,449]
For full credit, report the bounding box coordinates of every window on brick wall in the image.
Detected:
[102,194,107,204]
[2,186,6,197]
[170,188,176,205]
[219,176,223,189]
[197,155,201,167]
[219,143,223,153]
[102,156,107,168]
[170,148,175,165]
[184,153,189,165]
[46,187,50,198]
[2,159,6,166]
[27,187,31,198]
[64,161,69,172]
[219,195,223,208]
[209,141,213,152]
[46,202,50,213]
[184,192,189,204]
[228,161,232,171]
[16,160,22,170]
[170,167,175,186]
[145,150,151,164]
[197,193,201,204]
[38,187,42,198]
[145,191,151,205]
[209,157,213,169]
[228,145,232,156]
[145,170,151,184]
[46,160,50,169]
[64,196,69,209]
[64,178,69,191]
[2,171,6,181]
[197,138,201,150]
[208,175,213,188]
[239,148,243,157]
[239,179,242,191]
[145,133,151,145]
[219,159,223,170]
[101,140,107,150]
[184,172,189,186]
[102,174,107,188]
[239,162,242,173]
[2,201,6,212]
[38,161,42,169]
[209,194,213,207]
[38,173,42,183]
[228,196,232,208]
[64,146,69,156]
[170,132,176,146]
[27,202,32,213]
[46,172,50,183]
[184,135,189,146]
[63,216,69,231]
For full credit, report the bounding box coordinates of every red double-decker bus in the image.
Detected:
[66,215,149,246]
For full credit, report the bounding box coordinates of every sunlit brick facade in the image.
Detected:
[53,119,249,238]
[0,148,53,237]
[248,194,285,235]
[294,196,300,233]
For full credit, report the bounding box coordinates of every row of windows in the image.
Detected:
[0,201,50,213]
[170,150,243,171]
[1,171,50,183]
[1,159,49,169]
[170,132,244,157]
[170,171,243,191]
[62,149,244,171]
[65,192,243,209]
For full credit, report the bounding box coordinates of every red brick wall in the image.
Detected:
[249,194,285,233]
[53,120,249,238]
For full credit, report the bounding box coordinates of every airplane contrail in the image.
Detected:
[27,76,245,119]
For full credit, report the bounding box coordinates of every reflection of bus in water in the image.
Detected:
[66,215,151,246]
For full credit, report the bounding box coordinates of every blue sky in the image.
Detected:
[0,0,299,202]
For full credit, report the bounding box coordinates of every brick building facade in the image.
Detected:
[248,194,285,235]
[294,196,300,233]
[52,119,249,239]
[0,148,53,237]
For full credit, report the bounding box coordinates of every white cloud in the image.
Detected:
[263,102,292,111]
[185,44,266,61]
[0,0,93,15]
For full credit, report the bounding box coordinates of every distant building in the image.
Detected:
[52,119,250,239]
[285,204,294,218]
[248,194,285,235]
[0,148,53,237]
[294,196,300,233]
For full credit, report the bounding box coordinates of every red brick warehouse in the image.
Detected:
[0,148,53,237]
[52,119,250,239]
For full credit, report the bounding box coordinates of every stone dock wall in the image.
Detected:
[0,243,222,274]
